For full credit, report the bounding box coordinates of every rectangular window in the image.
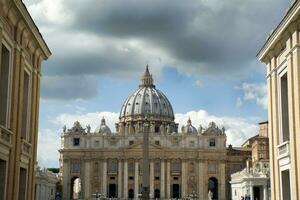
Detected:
[171,162,181,173]
[73,138,80,146]
[94,140,99,147]
[281,170,291,200]
[209,138,216,147]
[0,44,10,127]
[0,159,7,200]
[18,168,27,200]
[71,162,80,173]
[108,160,118,173]
[21,72,30,140]
[208,162,217,174]
[189,141,195,147]
[280,73,290,142]
[155,140,160,145]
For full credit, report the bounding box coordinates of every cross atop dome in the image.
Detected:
[139,65,155,88]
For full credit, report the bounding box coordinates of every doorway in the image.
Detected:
[253,186,261,200]
[108,184,117,198]
[70,177,81,200]
[154,189,160,199]
[172,184,180,198]
[128,189,134,199]
[208,177,218,200]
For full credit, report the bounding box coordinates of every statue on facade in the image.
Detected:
[167,124,171,133]
[160,124,165,134]
[62,125,66,133]
[150,123,155,133]
[86,125,91,133]
[208,190,213,200]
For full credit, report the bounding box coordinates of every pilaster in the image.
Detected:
[118,159,122,198]
[134,160,139,199]
[102,160,107,197]
[181,159,187,198]
[166,160,170,198]
[160,160,165,199]
[123,160,128,198]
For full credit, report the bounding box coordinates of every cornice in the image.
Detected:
[257,0,300,62]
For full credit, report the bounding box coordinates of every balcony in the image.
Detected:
[277,141,290,159]
[0,125,13,147]
[21,139,31,156]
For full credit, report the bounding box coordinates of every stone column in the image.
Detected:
[220,161,226,200]
[84,161,91,199]
[263,184,268,200]
[198,160,204,199]
[166,160,171,198]
[62,160,70,200]
[134,160,139,199]
[160,160,165,199]
[150,161,154,198]
[124,160,128,198]
[118,160,123,198]
[249,183,253,200]
[102,160,107,197]
[181,160,187,198]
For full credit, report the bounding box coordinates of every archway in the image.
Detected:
[154,189,160,199]
[172,184,180,198]
[208,177,218,200]
[128,188,134,199]
[108,184,117,198]
[70,177,81,200]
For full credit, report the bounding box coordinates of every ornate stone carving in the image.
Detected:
[67,121,86,134]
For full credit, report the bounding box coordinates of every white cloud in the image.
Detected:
[236,97,243,107]
[236,82,267,109]
[39,110,259,167]
[175,110,259,146]
[37,129,61,168]
[53,111,120,132]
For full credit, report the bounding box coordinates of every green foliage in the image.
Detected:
[47,168,59,173]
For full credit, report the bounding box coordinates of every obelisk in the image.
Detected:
[141,117,150,200]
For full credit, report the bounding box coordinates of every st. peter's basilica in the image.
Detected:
[59,66,250,200]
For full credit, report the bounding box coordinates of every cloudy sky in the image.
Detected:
[23,0,292,167]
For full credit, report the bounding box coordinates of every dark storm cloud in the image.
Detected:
[66,0,289,69]
[26,0,291,100]
[41,75,98,100]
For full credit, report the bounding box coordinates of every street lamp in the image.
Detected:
[141,116,150,200]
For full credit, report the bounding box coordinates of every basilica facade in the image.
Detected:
[59,67,249,200]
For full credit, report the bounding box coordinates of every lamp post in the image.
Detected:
[141,117,150,200]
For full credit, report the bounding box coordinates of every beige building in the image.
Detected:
[257,1,300,200]
[60,67,249,200]
[35,167,59,200]
[231,121,270,200]
[0,0,51,200]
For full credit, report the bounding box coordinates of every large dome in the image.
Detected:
[119,85,174,120]
[117,66,177,134]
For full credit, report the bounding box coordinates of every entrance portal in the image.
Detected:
[254,186,261,200]
[128,189,134,199]
[108,184,117,198]
[208,177,218,200]
[154,189,160,199]
[70,177,81,200]
[172,184,180,198]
